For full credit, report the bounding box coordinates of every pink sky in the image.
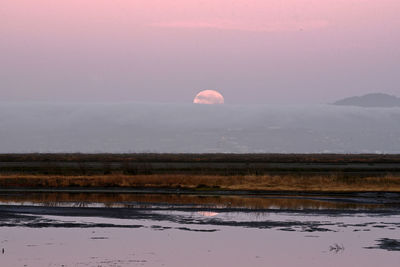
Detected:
[3,0,396,34]
[1,0,399,104]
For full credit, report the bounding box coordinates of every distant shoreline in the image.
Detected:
[2,153,400,163]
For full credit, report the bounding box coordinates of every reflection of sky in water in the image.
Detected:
[1,195,400,266]
[1,211,400,267]
[1,192,396,210]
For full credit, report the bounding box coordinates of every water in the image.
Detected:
[0,193,399,266]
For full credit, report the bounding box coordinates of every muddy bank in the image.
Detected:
[366,238,400,251]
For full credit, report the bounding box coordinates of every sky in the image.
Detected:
[1,0,399,104]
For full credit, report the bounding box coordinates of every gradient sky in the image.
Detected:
[1,0,399,104]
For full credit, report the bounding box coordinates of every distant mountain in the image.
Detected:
[334,93,400,107]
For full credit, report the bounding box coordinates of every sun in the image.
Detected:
[193,90,224,104]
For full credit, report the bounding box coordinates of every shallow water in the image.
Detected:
[0,193,399,266]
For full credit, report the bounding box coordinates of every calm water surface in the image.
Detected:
[0,192,399,267]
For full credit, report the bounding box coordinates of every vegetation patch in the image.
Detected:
[0,173,400,192]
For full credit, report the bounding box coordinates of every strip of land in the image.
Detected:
[1,174,400,192]
[1,154,400,192]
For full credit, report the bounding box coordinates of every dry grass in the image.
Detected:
[1,173,400,192]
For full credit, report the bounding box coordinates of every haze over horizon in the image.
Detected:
[1,102,400,154]
[1,0,399,104]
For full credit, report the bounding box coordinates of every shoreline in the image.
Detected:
[1,186,400,195]
[1,188,400,213]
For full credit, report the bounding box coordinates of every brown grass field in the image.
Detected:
[1,154,400,192]
[1,173,400,192]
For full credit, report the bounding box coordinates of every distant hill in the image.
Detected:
[334,93,400,107]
